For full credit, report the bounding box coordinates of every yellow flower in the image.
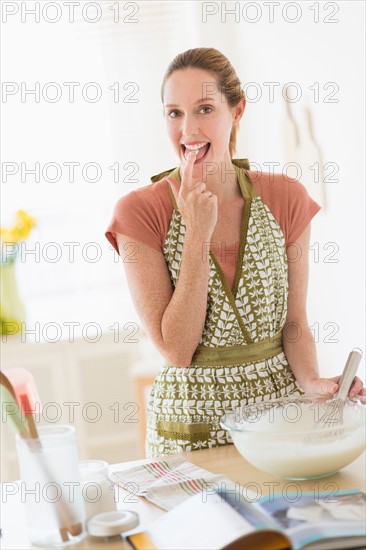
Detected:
[0,210,36,244]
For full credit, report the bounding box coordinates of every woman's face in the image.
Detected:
[163,68,244,175]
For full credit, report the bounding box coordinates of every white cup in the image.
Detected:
[79,460,116,519]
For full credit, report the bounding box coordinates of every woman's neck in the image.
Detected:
[202,162,241,203]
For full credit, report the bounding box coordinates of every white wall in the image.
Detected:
[189,1,365,379]
[2,1,364,378]
[99,0,365,379]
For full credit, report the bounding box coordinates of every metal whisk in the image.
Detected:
[304,348,363,444]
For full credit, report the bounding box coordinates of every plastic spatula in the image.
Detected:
[0,384,29,437]
[3,368,42,438]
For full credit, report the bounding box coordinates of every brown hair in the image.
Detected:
[161,47,245,158]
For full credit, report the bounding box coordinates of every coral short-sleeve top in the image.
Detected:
[105,159,321,289]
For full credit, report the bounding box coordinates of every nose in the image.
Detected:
[182,113,199,137]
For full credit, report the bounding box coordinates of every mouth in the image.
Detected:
[181,142,211,164]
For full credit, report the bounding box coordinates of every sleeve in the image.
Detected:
[105,191,163,255]
[287,178,322,243]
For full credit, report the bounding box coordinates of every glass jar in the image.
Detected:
[16,425,86,547]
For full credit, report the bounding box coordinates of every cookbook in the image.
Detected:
[127,488,366,550]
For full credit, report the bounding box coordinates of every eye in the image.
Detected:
[199,106,212,114]
[168,110,180,118]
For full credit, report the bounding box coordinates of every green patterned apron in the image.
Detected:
[146,159,303,458]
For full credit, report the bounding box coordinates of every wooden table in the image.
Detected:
[1,445,365,549]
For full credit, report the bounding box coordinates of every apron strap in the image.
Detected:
[185,331,284,367]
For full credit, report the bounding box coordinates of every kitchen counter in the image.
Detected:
[1,444,365,549]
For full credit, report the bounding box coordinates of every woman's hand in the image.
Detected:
[301,375,366,398]
[166,149,218,240]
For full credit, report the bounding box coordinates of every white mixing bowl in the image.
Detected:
[220,394,366,480]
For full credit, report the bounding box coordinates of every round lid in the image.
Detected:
[87,510,139,537]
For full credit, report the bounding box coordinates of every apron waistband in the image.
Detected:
[186,331,284,366]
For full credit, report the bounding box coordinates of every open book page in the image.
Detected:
[128,491,290,550]
[258,490,366,550]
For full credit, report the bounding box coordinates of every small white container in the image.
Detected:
[79,460,116,519]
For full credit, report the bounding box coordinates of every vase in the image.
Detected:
[0,259,27,336]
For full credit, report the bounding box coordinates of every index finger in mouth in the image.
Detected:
[181,149,198,189]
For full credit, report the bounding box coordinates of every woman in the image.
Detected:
[105,48,364,458]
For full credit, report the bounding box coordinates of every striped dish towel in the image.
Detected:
[108,456,236,511]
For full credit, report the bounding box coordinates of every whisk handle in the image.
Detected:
[336,348,363,401]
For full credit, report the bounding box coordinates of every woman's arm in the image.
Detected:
[283,223,365,397]
[116,231,210,368]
